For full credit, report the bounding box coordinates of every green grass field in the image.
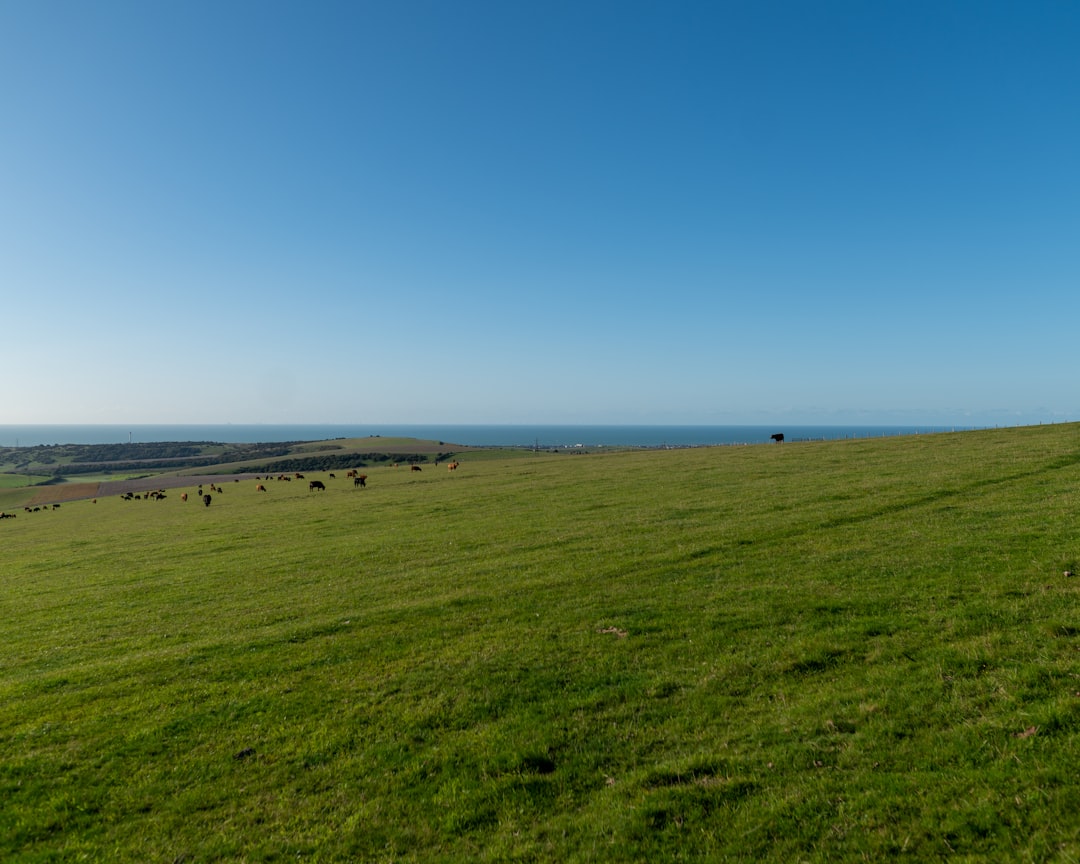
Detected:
[4,425,1080,861]
[0,474,51,489]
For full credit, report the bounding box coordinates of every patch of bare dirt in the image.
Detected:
[26,483,102,506]
[26,474,266,504]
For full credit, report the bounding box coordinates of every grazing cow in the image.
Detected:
[181,493,188,502]
[770,433,785,443]
[411,465,422,472]
[354,475,367,488]
[448,461,459,471]
[52,504,61,509]
[295,473,304,480]
[346,470,357,478]
[309,480,326,491]
[329,473,336,479]
[256,484,266,492]
[203,494,212,507]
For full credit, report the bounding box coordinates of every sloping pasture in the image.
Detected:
[4,426,1080,861]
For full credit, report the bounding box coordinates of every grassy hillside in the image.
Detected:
[4,425,1080,861]
[0,437,489,511]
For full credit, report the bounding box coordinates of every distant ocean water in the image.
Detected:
[0,424,985,449]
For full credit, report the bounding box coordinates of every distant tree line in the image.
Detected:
[0,441,296,466]
[52,458,220,476]
[227,452,456,475]
[71,443,206,462]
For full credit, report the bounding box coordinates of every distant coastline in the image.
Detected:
[0,423,993,449]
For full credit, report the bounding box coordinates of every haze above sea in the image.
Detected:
[0,424,990,449]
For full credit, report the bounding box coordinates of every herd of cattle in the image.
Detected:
[4,503,63,517]
[1,461,460,519]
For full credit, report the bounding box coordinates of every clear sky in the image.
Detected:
[2,1,1078,426]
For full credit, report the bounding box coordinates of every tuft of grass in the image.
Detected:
[4,425,1080,860]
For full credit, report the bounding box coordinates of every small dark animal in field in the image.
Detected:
[256,484,266,492]
[295,473,304,480]
[411,465,422,472]
[181,493,188,502]
[770,433,785,443]
[52,504,60,509]
[347,470,357,478]
[354,475,367,488]
[203,494,212,507]
[329,473,336,479]
[309,480,326,491]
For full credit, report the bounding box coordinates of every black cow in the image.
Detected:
[354,475,367,488]
[309,480,326,491]
[203,494,212,507]
[770,433,784,443]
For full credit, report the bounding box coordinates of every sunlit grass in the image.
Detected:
[4,426,1080,860]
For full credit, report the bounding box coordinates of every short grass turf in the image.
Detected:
[4,426,1080,861]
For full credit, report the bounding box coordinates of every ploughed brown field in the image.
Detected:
[26,475,265,506]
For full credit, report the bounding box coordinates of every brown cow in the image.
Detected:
[354,475,367,488]
[411,465,422,472]
[256,484,266,492]
[181,493,188,502]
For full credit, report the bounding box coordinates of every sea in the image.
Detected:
[0,424,988,449]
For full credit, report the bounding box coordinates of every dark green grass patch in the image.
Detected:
[4,426,1080,860]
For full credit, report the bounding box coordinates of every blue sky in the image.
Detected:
[2,1,1078,426]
